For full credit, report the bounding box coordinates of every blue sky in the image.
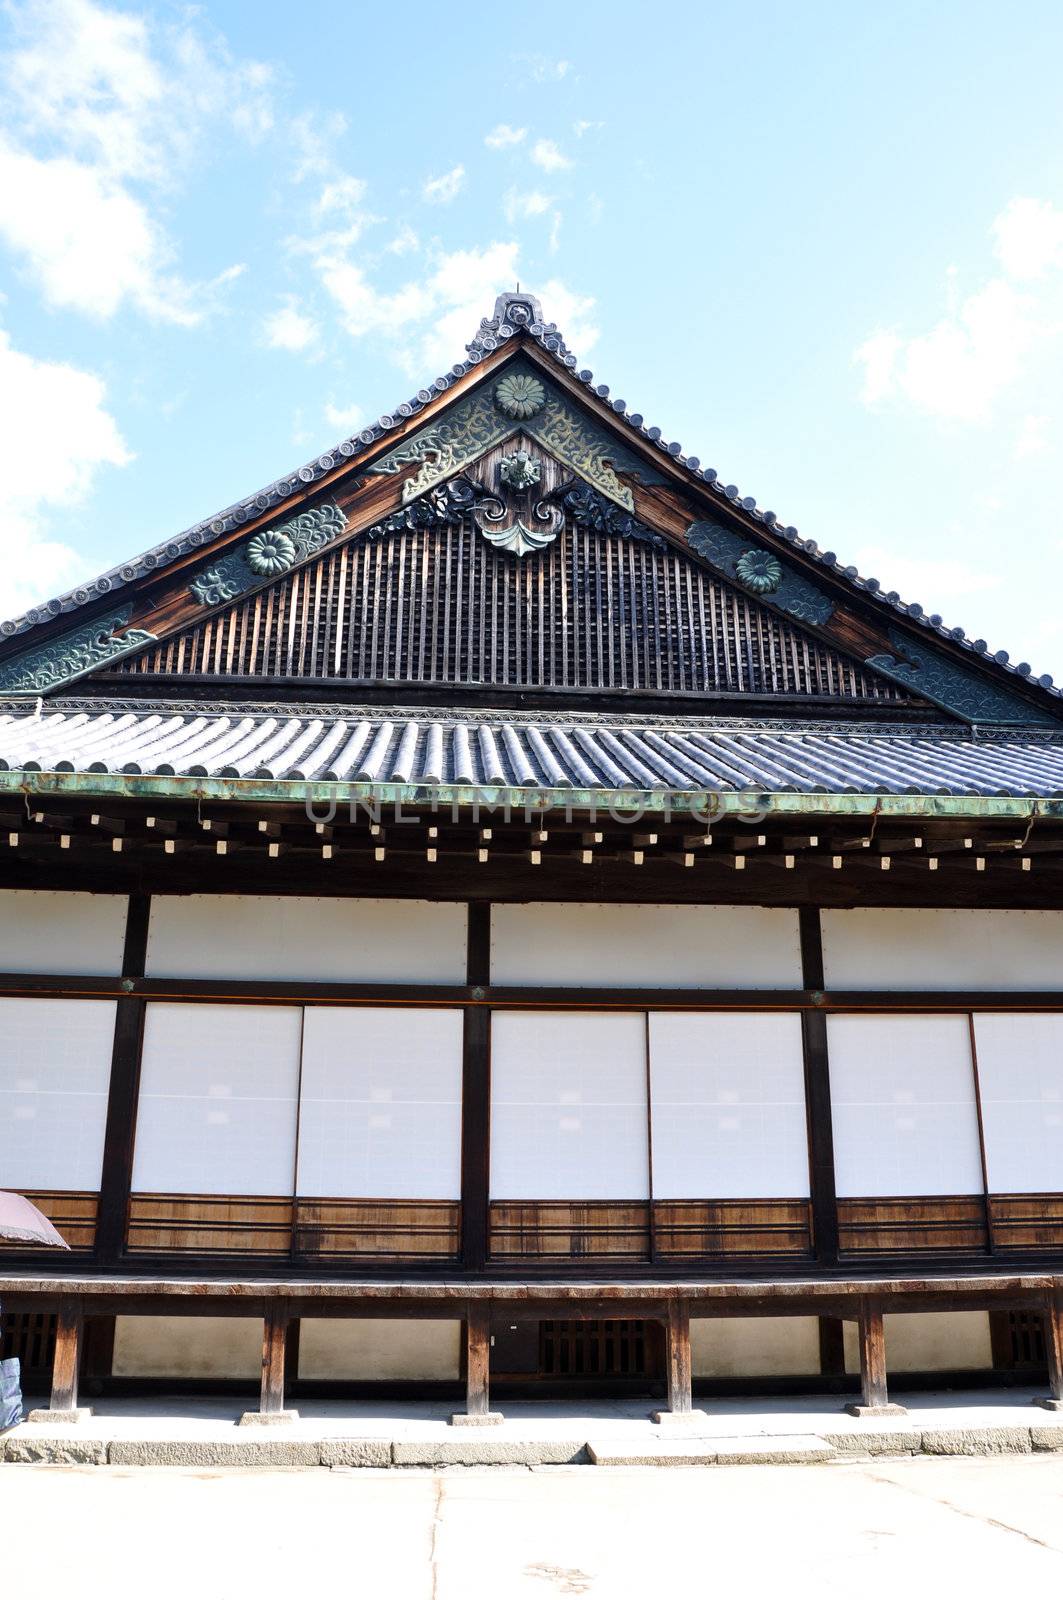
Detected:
[2,0,1063,679]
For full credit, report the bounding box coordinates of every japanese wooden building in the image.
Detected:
[1,291,1062,1423]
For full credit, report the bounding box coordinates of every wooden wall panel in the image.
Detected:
[488,1201,651,1262]
[293,1199,460,1260]
[838,1196,988,1255]
[126,1194,293,1256]
[653,1199,813,1259]
[1,1190,98,1252]
[989,1194,1063,1251]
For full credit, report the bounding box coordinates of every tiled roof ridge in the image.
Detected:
[3,695,1061,744]
[1,290,1058,704]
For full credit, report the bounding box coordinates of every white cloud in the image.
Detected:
[502,188,554,222]
[0,328,131,621]
[386,224,420,256]
[855,271,1040,422]
[423,165,466,205]
[530,138,572,173]
[485,124,526,149]
[324,401,364,435]
[263,299,320,353]
[573,119,603,137]
[0,0,266,323]
[850,544,999,610]
[315,175,369,217]
[856,196,1063,425]
[992,198,1063,280]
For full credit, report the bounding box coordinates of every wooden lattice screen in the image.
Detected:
[112,520,917,703]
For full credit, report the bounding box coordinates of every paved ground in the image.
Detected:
[4,1454,1063,1597]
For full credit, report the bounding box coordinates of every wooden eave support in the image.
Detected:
[451,1305,502,1426]
[27,1297,89,1423]
[240,1299,298,1425]
[846,1299,907,1419]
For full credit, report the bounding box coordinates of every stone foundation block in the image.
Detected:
[823,1428,921,1456]
[449,1411,504,1427]
[319,1439,393,1469]
[109,1438,321,1468]
[3,1435,109,1466]
[26,1408,93,1426]
[394,1438,586,1467]
[920,1427,1032,1456]
[238,1410,300,1426]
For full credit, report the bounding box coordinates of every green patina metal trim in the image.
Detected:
[0,768,1059,821]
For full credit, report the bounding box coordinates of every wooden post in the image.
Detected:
[461,902,491,1273]
[261,1302,288,1415]
[50,1300,83,1415]
[96,893,151,1263]
[240,1300,297,1424]
[451,1304,502,1425]
[798,908,839,1265]
[652,1301,705,1423]
[846,1299,906,1417]
[1034,1290,1063,1411]
[666,1301,692,1414]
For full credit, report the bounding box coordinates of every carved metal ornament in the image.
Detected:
[499,450,541,492]
[866,629,1057,727]
[735,549,783,595]
[495,373,546,419]
[247,529,297,577]
[686,520,835,627]
[471,436,565,558]
[556,482,666,548]
[368,362,669,512]
[0,606,158,695]
[189,567,242,606]
[186,502,347,608]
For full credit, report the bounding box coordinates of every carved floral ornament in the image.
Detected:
[185,503,347,609]
[734,548,783,595]
[247,529,297,576]
[494,373,545,419]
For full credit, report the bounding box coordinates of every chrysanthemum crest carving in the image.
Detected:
[247,530,297,577]
[495,373,545,419]
[735,548,783,595]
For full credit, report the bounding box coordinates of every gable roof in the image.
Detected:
[1,291,1059,720]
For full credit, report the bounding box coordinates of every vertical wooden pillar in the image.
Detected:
[260,1302,289,1415]
[798,908,839,1266]
[846,1299,906,1416]
[666,1301,692,1414]
[461,903,491,1273]
[96,893,151,1263]
[451,1304,502,1425]
[1035,1291,1063,1411]
[240,1300,297,1424]
[34,1299,86,1420]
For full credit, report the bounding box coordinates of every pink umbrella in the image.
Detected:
[0,1193,70,1248]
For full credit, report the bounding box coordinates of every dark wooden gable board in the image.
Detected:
[0,333,1058,726]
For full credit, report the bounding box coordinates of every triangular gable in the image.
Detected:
[104,448,925,709]
[0,290,1059,726]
